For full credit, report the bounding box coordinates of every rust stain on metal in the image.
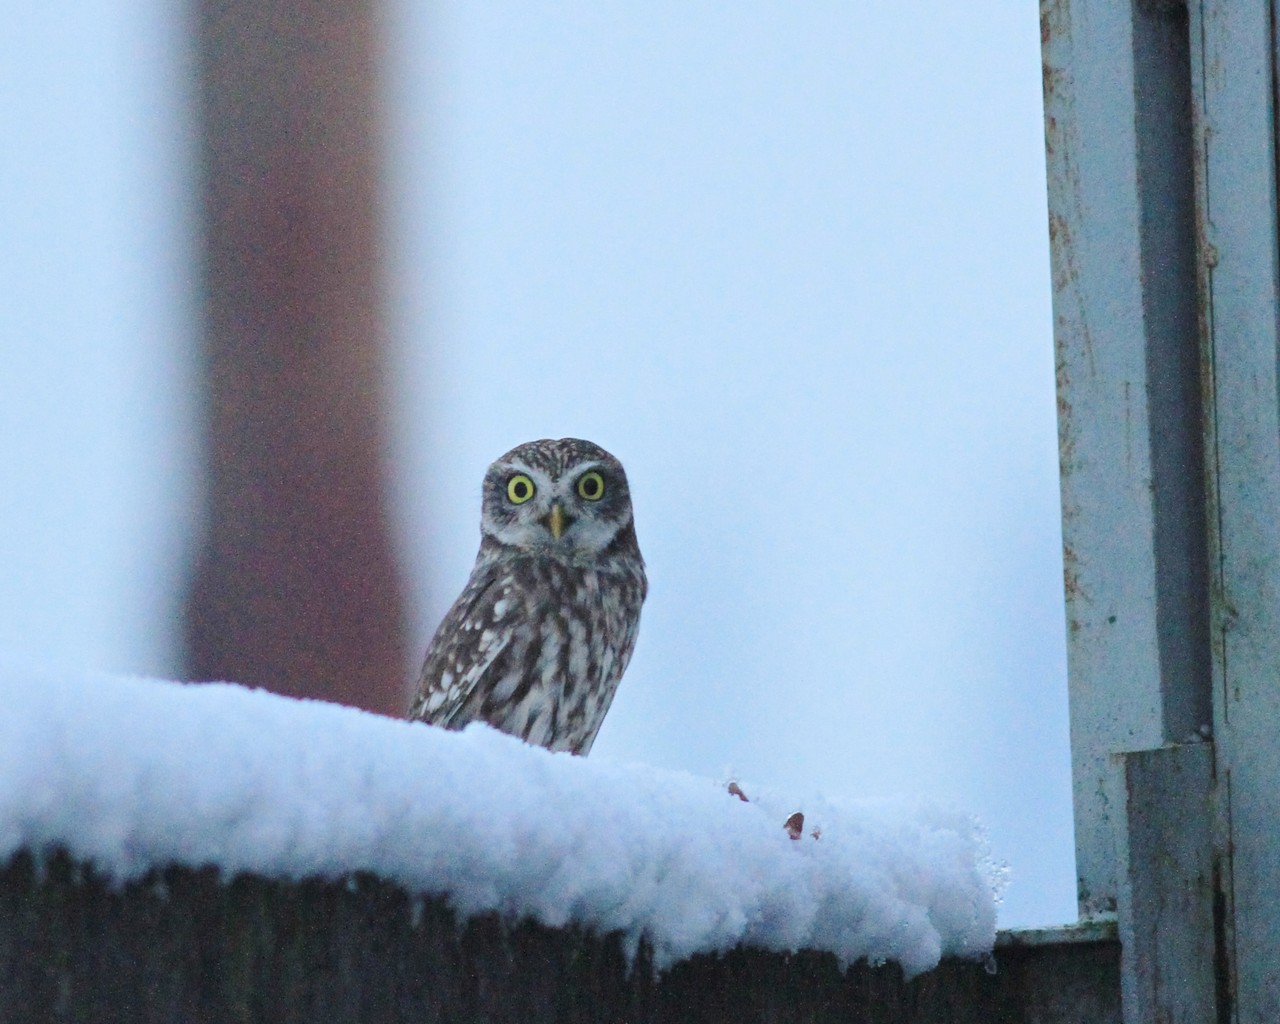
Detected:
[1045,199,1098,382]
[1057,388,1073,440]
[1041,0,1097,642]
[1055,325,1084,478]
[1047,212,1076,293]
[1062,543,1082,598]
[1040,0,1099,391]
[1043,60,1062,108]
[1040,0,1070,103]
[1062,540,1087,637]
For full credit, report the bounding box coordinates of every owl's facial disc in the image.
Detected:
[482,456,629,558]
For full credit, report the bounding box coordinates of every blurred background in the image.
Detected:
[1,2,1071,927]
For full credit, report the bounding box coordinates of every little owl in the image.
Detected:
[409,438,647,755]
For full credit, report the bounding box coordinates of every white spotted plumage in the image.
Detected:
[409,439,647,755]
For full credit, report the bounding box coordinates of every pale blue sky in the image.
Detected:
[2,2,1073,926]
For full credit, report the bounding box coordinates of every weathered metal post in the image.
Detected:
[1187,1,1280,1018]
[1042,0,1210,926]
[1041,0,1280,1020]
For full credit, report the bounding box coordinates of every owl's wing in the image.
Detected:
[409,562,513,728]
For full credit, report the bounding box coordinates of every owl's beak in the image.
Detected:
[546,502,569,540]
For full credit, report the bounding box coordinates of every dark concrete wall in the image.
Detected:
[0,851,1118,1024]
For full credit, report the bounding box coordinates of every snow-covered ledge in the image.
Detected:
[0,665,998,974]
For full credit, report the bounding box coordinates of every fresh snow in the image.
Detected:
[0,665,1003,975]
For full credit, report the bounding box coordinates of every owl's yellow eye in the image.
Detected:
[577,471,606,501]
[506,474,536,504]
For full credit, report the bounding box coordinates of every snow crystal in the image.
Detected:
[0,664,1002,975]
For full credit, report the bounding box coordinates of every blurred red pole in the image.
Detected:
[184,0,408,714]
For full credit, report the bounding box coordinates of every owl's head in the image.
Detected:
[479,438,638,560]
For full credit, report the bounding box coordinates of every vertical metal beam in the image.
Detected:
[1188,1,1280,1019]
[1043,0,1163,921]
[1042,0,1210,922]
[1132,1,1212,745]
[1118,742,1217,1022]
[1044,0,1280,1018]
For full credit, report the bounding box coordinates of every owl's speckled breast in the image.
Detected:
[473,555,645,754]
